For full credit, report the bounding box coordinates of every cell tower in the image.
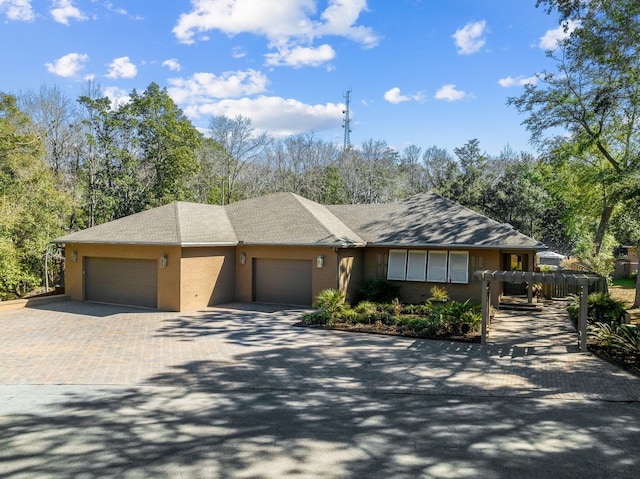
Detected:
[342,89,352,152]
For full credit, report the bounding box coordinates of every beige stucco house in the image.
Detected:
[54,192,546,311]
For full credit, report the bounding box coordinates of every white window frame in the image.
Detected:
[427,251,448,283]
[387,250,407,280]
[448,251,469,284]
[406,250,427,281]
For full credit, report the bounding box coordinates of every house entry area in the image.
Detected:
[252,258,313,306]
[502,253,530,296]
[476,270,604,351]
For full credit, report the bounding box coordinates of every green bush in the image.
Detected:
[337,309,360,324]
[402,303,432,316]
[398,316,442,337]
[301,311,333,326]
[428,285,449,302]
[358,278,400,303]
[589,322,640,355]
[567,292,626,325]
[313,289,346,315]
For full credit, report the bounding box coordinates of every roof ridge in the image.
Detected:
[292,193,364,245]
[173,202,182,244]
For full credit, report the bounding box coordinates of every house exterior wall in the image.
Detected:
[338,248,365,303]
[361,247,505,305]
[234,245,339,303]
[180,247,236,311]
[63,243,181,311]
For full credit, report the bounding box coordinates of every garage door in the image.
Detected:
[85,257,158,308]
[253,259,312,306]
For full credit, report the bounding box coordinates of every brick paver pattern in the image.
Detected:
[1,300,639,401]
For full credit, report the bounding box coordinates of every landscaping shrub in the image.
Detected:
[567,292,626,325]
[301,311,333,326]
[589,322,640,356]
[354,301,378,320]
[428,285,449,302]
[303,290,481,341]
[358,278,400,303]
[313,289,346,316]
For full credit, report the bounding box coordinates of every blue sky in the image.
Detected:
[0,0,572,156]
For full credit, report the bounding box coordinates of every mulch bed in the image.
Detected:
[587,342,640,377]
[295,321,481,343]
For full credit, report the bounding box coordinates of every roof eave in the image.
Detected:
[365,242,547,250]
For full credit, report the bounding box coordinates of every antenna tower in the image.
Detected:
[342,89,352,152]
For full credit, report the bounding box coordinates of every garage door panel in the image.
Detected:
[254,259,312,306]
[85,257,157,308]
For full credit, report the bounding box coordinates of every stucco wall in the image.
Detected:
[338,248,364,303]
[63,243,181,311]
[180,247,235,311]
[234,245,338,303]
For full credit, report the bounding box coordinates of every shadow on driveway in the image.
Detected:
[1,301,640,477]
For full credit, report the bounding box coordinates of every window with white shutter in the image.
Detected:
[387,250,407,280]
[427,251,448,283]
[406,251,427,281]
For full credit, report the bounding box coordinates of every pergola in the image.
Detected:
[475,270,604,351]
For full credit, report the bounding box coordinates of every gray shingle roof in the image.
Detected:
[54,191,545,249]
[53,202,237,246]
[225,192,364,246]
[327,192,546,249]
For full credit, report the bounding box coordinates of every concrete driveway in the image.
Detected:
[1,300,640,478]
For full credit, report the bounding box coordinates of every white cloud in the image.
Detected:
[539,20,580,50]
[45,52,89,77]
[498,75,538,88]
[452,20,487,55]
[106,56,137,79]
[434,84,468,101]
[50,0,86,25]
[384,87,409,104]
[315,0,378,47]
[162,58,182,71]
[185,95,343,137]
[103,86,130,107]
[172,0,379,67]
[265,44,335,67]
[232,46,247,59]
[167,69,269,104]
[0,0,35,21]
[383,87,425,105]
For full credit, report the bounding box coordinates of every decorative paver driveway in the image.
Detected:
[1,300,638,400]
[2,300,640,479]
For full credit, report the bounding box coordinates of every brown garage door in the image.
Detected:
[85,257,158,308]
[253,259,312,306]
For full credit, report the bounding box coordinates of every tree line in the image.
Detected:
[1,0,639,303]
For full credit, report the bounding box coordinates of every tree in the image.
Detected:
[78,83,202,224]
[208,115,271,205]
[0,93,72,298]
[509,0,640,258]
[340,139,399,204]
[128,83,201,205]
[422,145,458,195]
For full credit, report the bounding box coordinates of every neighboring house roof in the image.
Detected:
[54,191,546,250]
[537,251,566,259]
[327,192,546,249]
